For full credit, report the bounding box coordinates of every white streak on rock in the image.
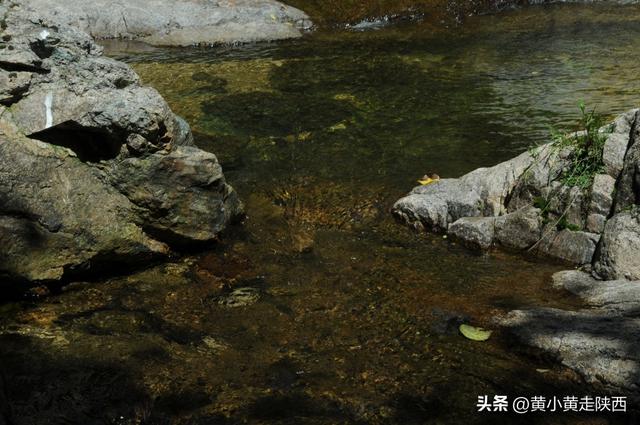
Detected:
[44,92,53,128]
[39,29,50,40]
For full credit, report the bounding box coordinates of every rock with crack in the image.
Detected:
[20,0,312,46]
[0,2,242,284]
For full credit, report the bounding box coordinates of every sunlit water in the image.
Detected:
[2,3,640,424]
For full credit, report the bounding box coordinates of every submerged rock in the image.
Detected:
[0,2,242,283]
[20,0,312,46]
[217,287,261,308]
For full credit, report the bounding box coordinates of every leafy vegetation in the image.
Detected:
[551,102,610,189]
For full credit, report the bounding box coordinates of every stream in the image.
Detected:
[2,3,640,424]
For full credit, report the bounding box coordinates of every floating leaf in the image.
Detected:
[459,324,492,341]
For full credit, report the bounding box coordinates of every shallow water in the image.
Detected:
[3,3,640,424]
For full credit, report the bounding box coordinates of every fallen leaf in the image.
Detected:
[418,177,436,185]
[459,324,492,341]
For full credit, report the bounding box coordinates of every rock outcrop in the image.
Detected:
[393,108,639,269]
[0,1,242,283]
[19,0,312,46]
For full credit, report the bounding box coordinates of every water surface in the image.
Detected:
[3,3,640,424]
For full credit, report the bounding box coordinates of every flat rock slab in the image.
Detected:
[500,307,640,392]
[552,270,640,314]
[500,270,640,392]
[21,0,311,46]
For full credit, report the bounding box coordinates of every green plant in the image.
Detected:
[532,196,549,212]
[556,216,582,232]
[552,102,610,188]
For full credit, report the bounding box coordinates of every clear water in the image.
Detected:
[2,3,640,424]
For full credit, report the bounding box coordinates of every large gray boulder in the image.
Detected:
[0,2,242,283]
[20,0,312,46]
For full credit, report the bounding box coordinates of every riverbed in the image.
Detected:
[2,3,640,424]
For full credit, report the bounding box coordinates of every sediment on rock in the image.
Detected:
[0,1,243,284]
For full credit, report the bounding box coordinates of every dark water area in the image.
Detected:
[2,3,640,424]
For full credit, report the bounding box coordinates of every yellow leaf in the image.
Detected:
[418,178,435,185]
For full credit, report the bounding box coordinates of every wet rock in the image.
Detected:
[217,287,261,308]
[494,206,542,250]
[21,0,312,46]
[199,336,229,354]
[0,2,242,283]
[536,229,600,265]
[0,129,170,281]
[289,228,315,253]
[447,216,496,250]
[594,209,640,280]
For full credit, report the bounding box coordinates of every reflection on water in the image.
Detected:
[2,3,640,424]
